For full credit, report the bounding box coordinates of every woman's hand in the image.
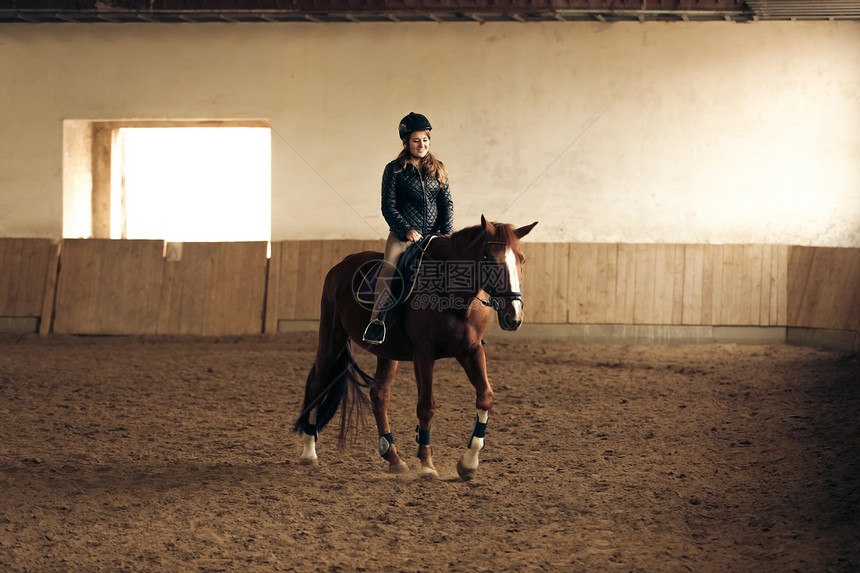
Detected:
[406,230,423,242]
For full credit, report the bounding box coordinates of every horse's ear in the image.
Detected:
[481,214,494,234]
[515,221,538,239]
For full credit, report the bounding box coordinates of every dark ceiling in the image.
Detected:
[1,0,859,23]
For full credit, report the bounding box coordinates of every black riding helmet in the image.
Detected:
[398,112,432,141]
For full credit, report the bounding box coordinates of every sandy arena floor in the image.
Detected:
[0,332,858,572]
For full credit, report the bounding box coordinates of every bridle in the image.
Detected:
[474,240,524,310]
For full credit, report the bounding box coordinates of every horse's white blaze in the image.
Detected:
[300,408,318,461]
[461,409,489,470]
[504,248,524,320]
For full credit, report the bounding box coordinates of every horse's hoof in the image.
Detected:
[387,460,409,474]
[418,466,439,479]
[299,457,319,466]
[456,460,476,481]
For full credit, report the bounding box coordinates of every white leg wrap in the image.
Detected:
[300,409,318,462]
[301,433,317,461]
[461,409,489,471]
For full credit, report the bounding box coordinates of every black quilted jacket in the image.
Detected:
[381,160,454,241]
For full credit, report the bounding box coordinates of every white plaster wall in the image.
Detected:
[0,21,858,246]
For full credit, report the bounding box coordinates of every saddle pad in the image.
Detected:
[354,235,436,307]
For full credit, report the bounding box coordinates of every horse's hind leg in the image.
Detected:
[455,345,496,481]
[370,357,408,473]
[295,282,349,465]
[298,364,320,465]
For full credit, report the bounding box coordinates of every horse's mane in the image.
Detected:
[488,222,521,246]
[449,221,522,258]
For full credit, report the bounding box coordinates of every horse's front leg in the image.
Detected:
[455,345,495,481]
[413,350,438,478]
[370,357,408,474]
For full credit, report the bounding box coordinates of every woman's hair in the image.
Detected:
[394,136,448,186]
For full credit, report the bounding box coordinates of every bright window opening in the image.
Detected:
[62,121,271,245]
[112,127,271,243]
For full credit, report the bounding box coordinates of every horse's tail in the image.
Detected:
[293,341,373,447]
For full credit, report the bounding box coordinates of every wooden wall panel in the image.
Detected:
[523,242,569,323]
[633,244,657,325]
[522,243,549,323]
[0,239,58,319]
[762,244,788,327]
[568,243,593,323]
[682,244,705,325]
[654,245,670,324]
[788,246,860,331]
[787,247,815,327]
[525,242,566,323]
[760,245,773,326]
[702,244,783,326]
[706,245,722,325]
[615,244,636,324]
[775,245,789,327]
[550,243,570,323]
[596,243,618,324]
[38,239,856,336]
[662,245,686,325]
[566,244,584,323]
[296,241,323,320]
[543,242,791,327]
[573,244,619,324]
[54,239,164,334]
[671,245,686,324]
[157,242,268,335]
[718,245,741,325]
[264,242,282,334]
[743,245,762,325]
[39,243,61,336]
[270,239,384,322]
[276,240,301,321]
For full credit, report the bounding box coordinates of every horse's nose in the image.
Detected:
[501,312,522,331]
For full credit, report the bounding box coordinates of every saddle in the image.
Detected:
[355,235,436,310]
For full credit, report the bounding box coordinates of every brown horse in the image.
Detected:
[294,216,537,480]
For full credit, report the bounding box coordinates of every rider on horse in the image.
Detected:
[362,112,454,345]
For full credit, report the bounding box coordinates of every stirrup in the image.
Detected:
[362,319,386,345]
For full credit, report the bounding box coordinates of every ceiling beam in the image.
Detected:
[4,1,858,24]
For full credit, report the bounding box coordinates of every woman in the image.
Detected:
[362,112,454,345]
